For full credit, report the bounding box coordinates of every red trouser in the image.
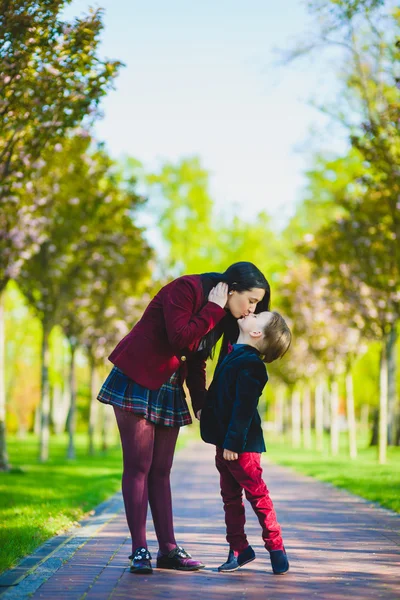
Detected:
[215,447,284,553]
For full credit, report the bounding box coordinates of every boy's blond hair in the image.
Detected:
[258,311,292,363]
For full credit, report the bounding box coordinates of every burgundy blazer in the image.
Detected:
[108,275,226,414]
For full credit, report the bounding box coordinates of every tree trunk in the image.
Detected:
[379,343,388,465]
[275,385,285,435]
[88,355,99,456]
[330,378,340,456]
[101,402,109,452]
[62,360,71,431]
[0,292,10,471]
[291,387,301,449]
[33,403,41,435]
[345,370,357,459]
[39,322,51,462]
[370,409,379,446]
[360,404,369,433]
[52,383,69,435]
[17,421,27,438]
[302,384,312,449]
[323,380,331,432]
[315,379,325,452]
[66,341,77,460]
[387,323,398,445]
[283,389,291,433]
[395,413,400,446]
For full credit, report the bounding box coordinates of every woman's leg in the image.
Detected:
[113,407,155,554]
[147,424,180,554]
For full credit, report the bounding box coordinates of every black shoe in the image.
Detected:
[218,545,256,572]
[269,548,289,575]
[129,547,153,574]
[156,546,205,571]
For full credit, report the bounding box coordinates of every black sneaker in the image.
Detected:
[269,548,289,575]
[218,545,256,572]
[129,547,153,574]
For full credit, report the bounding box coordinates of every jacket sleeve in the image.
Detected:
[223,363,267,453]
[163,278,226,351]
[185,353,207,415]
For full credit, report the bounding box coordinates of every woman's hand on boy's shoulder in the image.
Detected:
[223,448,238,461]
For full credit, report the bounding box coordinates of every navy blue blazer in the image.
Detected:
[200,344,268,453]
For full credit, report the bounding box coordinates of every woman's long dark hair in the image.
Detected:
[199,262,271,363]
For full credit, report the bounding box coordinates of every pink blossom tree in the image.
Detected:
[0,0,121,470]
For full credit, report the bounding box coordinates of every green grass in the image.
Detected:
[0,429,191,575]
[265,431,400,513]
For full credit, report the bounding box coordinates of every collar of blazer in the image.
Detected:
[213,344,262,381]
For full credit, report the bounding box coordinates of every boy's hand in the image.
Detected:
[196,409,202,420]
[223,449,238,461]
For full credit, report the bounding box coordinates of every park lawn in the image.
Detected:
[265,432,400,514]
[0,428,192,575]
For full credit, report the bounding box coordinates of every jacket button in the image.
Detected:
[180,355,187,362]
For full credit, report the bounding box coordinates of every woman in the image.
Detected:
[97,262,270,574]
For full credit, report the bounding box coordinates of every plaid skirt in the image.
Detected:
[97,366,192,427]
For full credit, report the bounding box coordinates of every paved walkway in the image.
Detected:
[1,440,399,600]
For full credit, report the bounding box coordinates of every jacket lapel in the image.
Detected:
[213,345,259,380]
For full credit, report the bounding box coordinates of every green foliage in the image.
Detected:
[4,282,41,432]
[0,0,121,187]
[352,341,380,407]
[0,0,122,290]
[307,0,386,23]
[276,1,400,417]
[18,134,152,335]
[283,151,362,245]
[147,156,288,298]
[212,212,289,286]
[147,157,215,275]
[299,66,400,338]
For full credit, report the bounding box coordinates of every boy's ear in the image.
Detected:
[250,329,263,339]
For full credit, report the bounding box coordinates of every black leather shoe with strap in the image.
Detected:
[129,547,153,574]
[156,546,205,571]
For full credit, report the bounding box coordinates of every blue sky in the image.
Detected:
[64,1,347,228]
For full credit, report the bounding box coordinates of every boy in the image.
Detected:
[200,311,292,574]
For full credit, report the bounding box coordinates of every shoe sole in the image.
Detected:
[272,564,289,575]
[156,564,205,571]
[130,567,153,574]
[218,555,256,572]
[273,568,289,575]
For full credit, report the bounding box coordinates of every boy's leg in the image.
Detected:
[215,448,249,553]
[226,452,284,552]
